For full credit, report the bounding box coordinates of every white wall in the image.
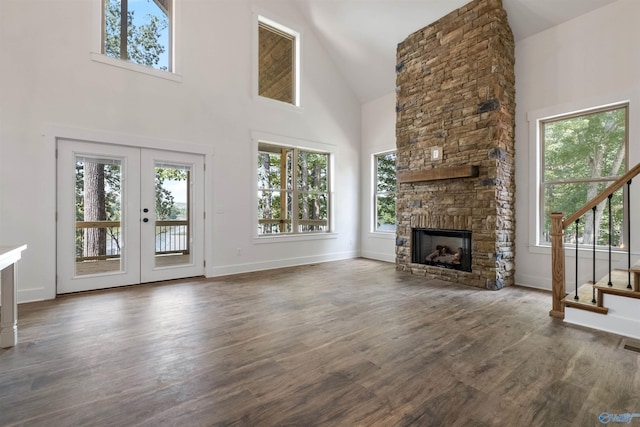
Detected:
[360,92,396,263]
[514,0,640,290]
[0,0,361,302]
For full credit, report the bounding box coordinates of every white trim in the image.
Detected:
[565,298,640,341]
[90,53,183,82]
[253,130,336,153]
[171,0,181,75]
[514,273,552,291]
[367,231,396,239]
[361,251,396,264]
[44,124,213,156]
[253,232,338,245]
[254,94,304,113]
[91,0,102,55]
[209,251,356,277]
[17,287,47,304]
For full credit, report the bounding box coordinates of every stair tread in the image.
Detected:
[563,284,608,314]
[563,283,596,303]
[593,269,640,295]
[562,267,640,315]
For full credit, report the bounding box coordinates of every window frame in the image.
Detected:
[255,136,333,239]
[254,13,301,108]
[537,102,629,249]
[91,0,180,81]
[373,150,397,233]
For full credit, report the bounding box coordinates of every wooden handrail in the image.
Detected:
[76,221,121,229]
[550,161,640,318]
[563,162,640,228]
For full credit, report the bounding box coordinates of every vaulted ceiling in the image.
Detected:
[295,0,620,103]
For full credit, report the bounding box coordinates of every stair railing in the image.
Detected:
[550,162,640,318]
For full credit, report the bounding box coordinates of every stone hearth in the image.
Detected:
[395,0,515,290]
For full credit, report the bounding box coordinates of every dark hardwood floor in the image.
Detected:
[1,258,639,426]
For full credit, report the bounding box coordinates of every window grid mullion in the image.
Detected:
[292,148,299,234]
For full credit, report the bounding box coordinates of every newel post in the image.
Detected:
[550,212,566,318]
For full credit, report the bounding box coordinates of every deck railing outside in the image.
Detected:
[258,218,329,234]
[75,220,189,261]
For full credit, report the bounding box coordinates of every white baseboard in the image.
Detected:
[514,273,552,291]
[207,251,358,277]
[17,287,49,304]
[360,250,395,263]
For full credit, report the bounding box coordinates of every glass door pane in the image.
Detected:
[154,164,191,268]
[140,149,203,283]
[75,156,123,276]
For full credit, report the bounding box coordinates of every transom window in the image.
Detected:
[258,16,299,106]
[374,151,397,232]
[540,104,628,247]
[103,0,172,71]
[257,142,330,235]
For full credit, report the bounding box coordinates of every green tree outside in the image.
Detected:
[76,162,186,257]
[376,152,396,231]
[104,0,169,70]
[542,106,626,246]
[258,145,329,234]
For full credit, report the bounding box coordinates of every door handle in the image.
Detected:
[143,218,149,223]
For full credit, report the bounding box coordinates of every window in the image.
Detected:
[258,16,299,105]
[257,142,330,235]
[103,0,172,71]
[374,151,397,232]
[540,104,628,247]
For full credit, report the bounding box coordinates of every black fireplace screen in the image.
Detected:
[412,228,472,272]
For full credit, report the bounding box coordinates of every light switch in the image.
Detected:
[431,146,443,161]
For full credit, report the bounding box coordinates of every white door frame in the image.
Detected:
[50,125,214,293]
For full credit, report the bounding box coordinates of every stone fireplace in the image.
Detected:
[395,0,515,290]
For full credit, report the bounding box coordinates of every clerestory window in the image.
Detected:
[540,104,628,248]
[257,142,330,235]
[102,0,172,72]
[257,16,300,106]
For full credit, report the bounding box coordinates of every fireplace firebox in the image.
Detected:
[412,228,472,272]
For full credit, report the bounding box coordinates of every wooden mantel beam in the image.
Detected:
[397,165,479,184]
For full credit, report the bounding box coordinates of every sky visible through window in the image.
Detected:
[129,0,169,69]
[165,179,186,205]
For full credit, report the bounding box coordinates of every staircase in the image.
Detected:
[563,261,640,339]
[550,162,640,339]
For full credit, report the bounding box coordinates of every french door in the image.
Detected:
[56,140,204,293]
